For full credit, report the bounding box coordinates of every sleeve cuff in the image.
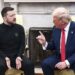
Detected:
[65,60,70,68]
[42,42,48,50]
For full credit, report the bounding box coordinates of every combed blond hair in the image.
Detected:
[52,7,71,21]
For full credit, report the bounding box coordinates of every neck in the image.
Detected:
[3,21,12,26]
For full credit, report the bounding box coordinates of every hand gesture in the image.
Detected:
[36,31,46,46]
[5,57,12,69]
[16,57,22,69]
[55,61,68,70]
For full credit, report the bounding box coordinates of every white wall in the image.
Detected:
[22,15,53,30]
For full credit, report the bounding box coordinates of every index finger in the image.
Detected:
[39,31,44,35]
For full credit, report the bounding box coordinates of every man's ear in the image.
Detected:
[3,16,7,22]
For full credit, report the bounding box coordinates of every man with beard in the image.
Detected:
[0,7,34,75]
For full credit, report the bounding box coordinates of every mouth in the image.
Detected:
[13,18,16,21]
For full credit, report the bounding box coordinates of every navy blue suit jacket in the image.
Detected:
[47,21,75,67]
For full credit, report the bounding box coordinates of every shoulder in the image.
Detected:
[14,24,25,30]
[69,21,75,33]
[70,21,75,30]
[70,21,75,27]
[0,23,4,26]
[0,23,4,29]
[15,24,24,28]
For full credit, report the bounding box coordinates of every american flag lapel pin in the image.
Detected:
[71,31,73,34]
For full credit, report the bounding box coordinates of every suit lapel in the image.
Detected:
[54,28,61,49]
[66,22,74,48]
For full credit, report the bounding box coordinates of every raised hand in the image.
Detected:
[36,31,46,46]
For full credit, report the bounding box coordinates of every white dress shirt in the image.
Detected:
[42,22,71,68]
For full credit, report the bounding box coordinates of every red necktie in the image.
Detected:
[60,29,65,61]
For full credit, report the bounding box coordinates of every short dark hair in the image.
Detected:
[1,7,14,17]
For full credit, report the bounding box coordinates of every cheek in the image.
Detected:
[9,18,14,21]
[54,22,62,28]
[8,19,12,22]
[7,18,14,23]
[7,17,12,20]
[54,21,60,26]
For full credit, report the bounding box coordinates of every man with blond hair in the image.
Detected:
[36,7,75,75]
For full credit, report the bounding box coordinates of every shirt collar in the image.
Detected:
[64,22,70,31]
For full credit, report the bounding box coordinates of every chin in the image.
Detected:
[12,21,16,24]
[13,22,16,24]
[10,22,16,25]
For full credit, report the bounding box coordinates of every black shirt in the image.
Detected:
[0,23,25,58]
